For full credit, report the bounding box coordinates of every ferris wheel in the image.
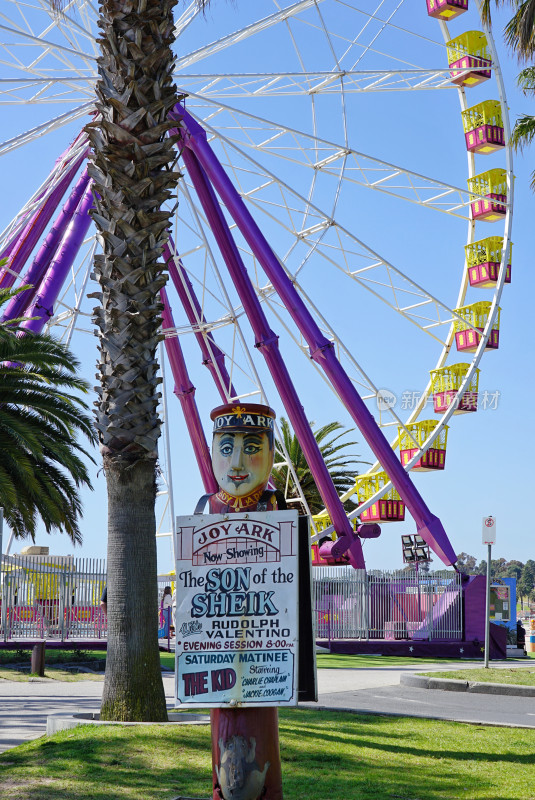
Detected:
[0,0,513,569]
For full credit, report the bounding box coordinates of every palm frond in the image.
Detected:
[482,1,535,59]
[271,416,367,514]
[517,65,535,92]
[0,289,96,543]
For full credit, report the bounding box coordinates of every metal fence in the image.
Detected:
[313,567,463,642]
[0,555,107,641]
[1,556,462,645]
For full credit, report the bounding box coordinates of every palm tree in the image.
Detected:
[46,0,211,721]
[0,284,95,543]
[271,417,366,515]
[47,0,208,721]
[482,1,535,186]
[82,0,183,722]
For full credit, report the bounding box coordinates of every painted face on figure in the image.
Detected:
[212,430,273,498]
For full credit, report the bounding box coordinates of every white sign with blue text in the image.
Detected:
[174,510,299,708]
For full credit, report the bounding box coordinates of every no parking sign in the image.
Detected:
[482,515,496,545]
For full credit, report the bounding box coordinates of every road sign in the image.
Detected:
[482,515,496,545]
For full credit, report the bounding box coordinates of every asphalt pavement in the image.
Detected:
[308,665,535,728]
[0,660,533,755]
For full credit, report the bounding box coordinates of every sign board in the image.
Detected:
[174,510,299,708]
[482,515,496,545]
[489,584,510,621]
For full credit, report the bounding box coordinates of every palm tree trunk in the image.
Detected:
[86,0,181,721]
[101,459,166,720]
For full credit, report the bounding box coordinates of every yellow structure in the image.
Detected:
[398,420,448,471]
[453,301,501,353]
[447,31,492,87]
[461,100,505,153]
[430,363,480,414]
[461,100,502,132]
[353,471,404,522]
[465,236,512,287]
[467,168,508,221]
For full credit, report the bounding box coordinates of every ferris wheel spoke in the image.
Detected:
[0,21,97,66]
[179,111,475,339]
[0,105,90,156]
[175,0,326,71]
[0,78,95,105]
[187,96,475,216]
[177,68,458,98]
[259,284,421,443]
[173,2,204,38]
[170,182,279,405]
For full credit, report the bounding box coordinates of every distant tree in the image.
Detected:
[271,418,366,515]
[505,560,524,580]
[406,558,432,574]
[489,557,508,580]
[455,552,477,574]
[519,560,535,605]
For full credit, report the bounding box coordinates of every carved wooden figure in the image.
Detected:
[208,403,283,800]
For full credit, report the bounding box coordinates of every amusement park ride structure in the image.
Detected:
[0,0,513,574]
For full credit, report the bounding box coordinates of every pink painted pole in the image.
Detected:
[0,150,87,290]
[0,134,87,264]
[177,143,363,569]
[2,169,91,323]
[171,105,456,567]
[160,287,219,494]
[164,240,237,402]
[20,182,94,334]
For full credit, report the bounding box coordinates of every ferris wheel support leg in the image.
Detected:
[20,181,94,335]
[171,104,457,568]
[2,168,91,323]
[0,150,87,290]
[177,141,365,570]
[160,287,219,495]
[164,240,238,401]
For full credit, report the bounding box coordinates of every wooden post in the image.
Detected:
[211,707,282,800]
[31,642,46,677]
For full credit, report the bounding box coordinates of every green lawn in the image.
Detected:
[0,666,103,682]
[0,648,106,666]
[0,709,533,800]
[315,653,470,669]
[5,649,533,682]
[419,666,535,686]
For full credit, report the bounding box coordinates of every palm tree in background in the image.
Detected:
[0,283,95,543]
[271,418,366,516]
[49,0,210,720]
[482,1,535,186]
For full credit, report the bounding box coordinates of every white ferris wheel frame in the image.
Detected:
[0,0,513,548]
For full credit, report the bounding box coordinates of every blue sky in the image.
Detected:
[0,1,532,573]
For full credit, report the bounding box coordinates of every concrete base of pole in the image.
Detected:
[211,707,282,800]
